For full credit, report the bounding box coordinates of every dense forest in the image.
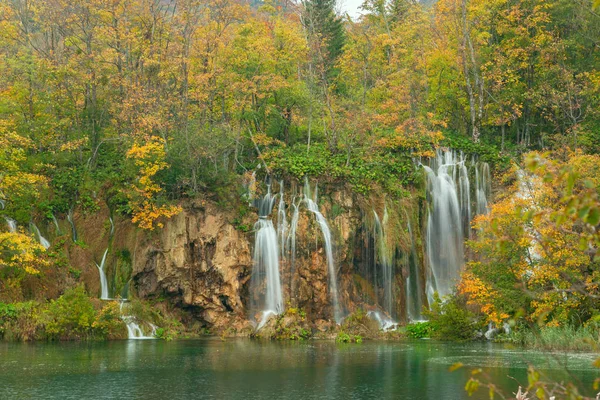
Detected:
[2,0,600,369]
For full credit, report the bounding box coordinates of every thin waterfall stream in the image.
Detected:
[30,223,51,249]
[4,217,17,233]
[368,208,396,330]
[304,180,342,324]
[406,221,424,321]
[250,184,284,330]
[96,248,110,300]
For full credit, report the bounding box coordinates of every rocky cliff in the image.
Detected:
[38,183,425,336]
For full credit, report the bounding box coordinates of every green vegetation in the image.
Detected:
[405,321,433,339]
[45,286,99,339]
[256,308,312,341]
[335,332,363,344]
[498,324,600,352]
[0,287,188,341]
[424,293,483,341]
[0,287,126,341]
[1,0,597,234]
[335,309,389,340]
[0,0,598,375]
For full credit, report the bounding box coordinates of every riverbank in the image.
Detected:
[3,288,599,356]
[0,287,185,341]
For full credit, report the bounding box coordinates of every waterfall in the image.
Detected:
[286,197,301,293]
[277,181,287,262]
[96,249,110,300]
[123,316,157,339]
[4,217,17,233]
[406,221,424,321]
[120,301,156,339]
[67,209,78,242]
[30,223,51,249]
[51,214,62,235]
[423,149,490,302]
[109,216,115,237]
[371,209,395,327]
[304,180,342,324]
[475,161,491,215]
[367,311,397,331]
[250,185,283,330]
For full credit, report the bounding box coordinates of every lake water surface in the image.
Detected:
[0,339,598,399]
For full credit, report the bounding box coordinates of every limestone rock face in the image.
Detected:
[57,200,253,334]
[131,201,253,333]
[55,183,422,336]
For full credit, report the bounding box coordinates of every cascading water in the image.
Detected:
[250,185,283,330]
[406,221,424,321]
[109,216,115,236]
[475,161,491,215]
[277,181,287,262]
[423,149,490,303]
[304,180,342,324]
[4,217,17,233]
[369,209,396,329]
[96,249,110,300]
[67,209,78,242]
[119,301,156,339]
[286,197,301,293]
[51,214,62,235]
[30,223,51,249]
[367,311,397,331]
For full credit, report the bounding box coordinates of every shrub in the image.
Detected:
[425,293,482,341]
[406,321,433,339]
[155,327,174,341]
[272,307,311,340]
[0,302,43,341]
[92,301,127,339]
[44,286,97,339]
[336,331,363,343]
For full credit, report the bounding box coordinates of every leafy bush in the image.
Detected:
[338,309,383,339]
[336,331,363,343]
[263,143,417,197]
[44,286,97,339]
[0,301,44,341]
[272,307,311,340]
[406,321,433,339]
[425,293,482,341]
[154,327,174,341]
[92,301,127,339]
[441,132,511,171]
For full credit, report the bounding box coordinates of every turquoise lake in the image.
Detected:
[1,339,598,399]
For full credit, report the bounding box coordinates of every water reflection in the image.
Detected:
[0,340,598,399]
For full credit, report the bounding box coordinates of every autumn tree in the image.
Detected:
[126,139,181,230]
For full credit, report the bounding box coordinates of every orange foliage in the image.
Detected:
[126,139,181,230]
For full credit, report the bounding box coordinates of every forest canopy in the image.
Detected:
[1,0,598,229]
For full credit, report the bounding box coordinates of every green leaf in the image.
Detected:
[586,207,600,226]
[578,206,590,220]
